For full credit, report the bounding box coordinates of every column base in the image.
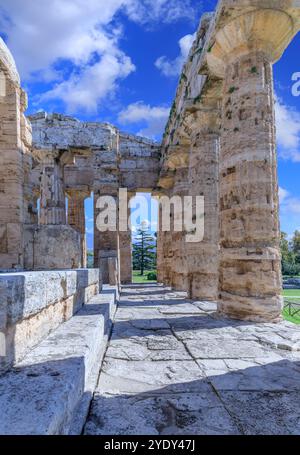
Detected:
[171,272,189,292]
[189,273,219,301]
[99,250,120,286]
[218,292,283,323]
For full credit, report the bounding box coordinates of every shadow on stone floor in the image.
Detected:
[120,289,182,298]
[84,358,300,435]
[110,314,255,339]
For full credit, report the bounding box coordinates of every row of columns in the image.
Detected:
[157,8,295,322]
[36,152,135,279]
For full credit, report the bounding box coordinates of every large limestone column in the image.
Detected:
[156,175,175,287]
[170,165,190,292]
[160,147,190,291]
[68,190,90,268]
[94,190,119,285]
[0,40,30,270]
[156,203,165,284]
[186,104,220,301]
[118,193,133,284]
[39,152,68,225]
[207,9,297,321]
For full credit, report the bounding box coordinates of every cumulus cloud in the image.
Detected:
[118,101,170,139]
[279,187,290,204]
[280,187,300,215]
[125,0,197,25]
[41,53,135,113]
[155,33,196,77]
[275,97,300,162]
[0,0,195,113]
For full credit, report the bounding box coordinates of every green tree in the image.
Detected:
[281,232,291,263]
[281,231,300,276]
[132,224,156,275]
[292,230,300,264]
[87,251,94,268]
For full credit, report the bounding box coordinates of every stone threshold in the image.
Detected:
[0,286,118,435]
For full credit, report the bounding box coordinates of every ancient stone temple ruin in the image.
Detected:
[1,0,300,436]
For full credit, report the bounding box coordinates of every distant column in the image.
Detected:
[185,101,220,301]
[39,151,74,225]
[119,192,133,284]
[68,190,90,268]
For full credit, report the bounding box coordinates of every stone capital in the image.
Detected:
[185,108,220,140]
[66,188,91,200]
[207,9,297,78]
[32,148,75,166]
[165,145,190,171]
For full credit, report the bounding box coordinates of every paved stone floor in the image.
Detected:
[84,285,300,435]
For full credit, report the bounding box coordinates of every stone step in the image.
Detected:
[0,286,118,435]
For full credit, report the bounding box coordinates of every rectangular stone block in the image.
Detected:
[0,269,100,373]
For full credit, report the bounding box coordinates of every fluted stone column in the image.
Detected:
[171,166,190,291]
[94,191,119,285]
[39,152,70,225]
[0,42,30,270]
[207,9,297,321]
[186,105,220,301]
[161,231,173,286]
[68,190,90,268]
[156,176,175,287]
[156,203,165,284]
[118,192,133,284]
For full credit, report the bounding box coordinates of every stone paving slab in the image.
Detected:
[218,391,300,435]
[84,285,300,436]
[85,393,240,435]
[98,359,211,395]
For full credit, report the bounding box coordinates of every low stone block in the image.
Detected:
[0,268,99,373]
[0,287,117,435]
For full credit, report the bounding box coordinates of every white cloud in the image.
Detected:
[279,187,289,204]
[280,187,300,214]
[125,0,196,25]
[41,53,135,114]
[118,101,170,139]
[155,33,196,77]
[0,0,195,113]
[275,97,300,162]
[0,0,126,79]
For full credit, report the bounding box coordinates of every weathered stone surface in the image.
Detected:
[218,391,300,435]
[84,285,300,435]
[157,1,300,322]
[85,393,240,435]
[0,38,32,270]
[0,269,99,373]
[0,286,117,435]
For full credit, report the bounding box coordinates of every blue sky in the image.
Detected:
[0,0,299,243]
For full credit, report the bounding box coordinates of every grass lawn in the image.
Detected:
[282,289,300,324]
[132,270,157,284]
[283,289,300,298]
